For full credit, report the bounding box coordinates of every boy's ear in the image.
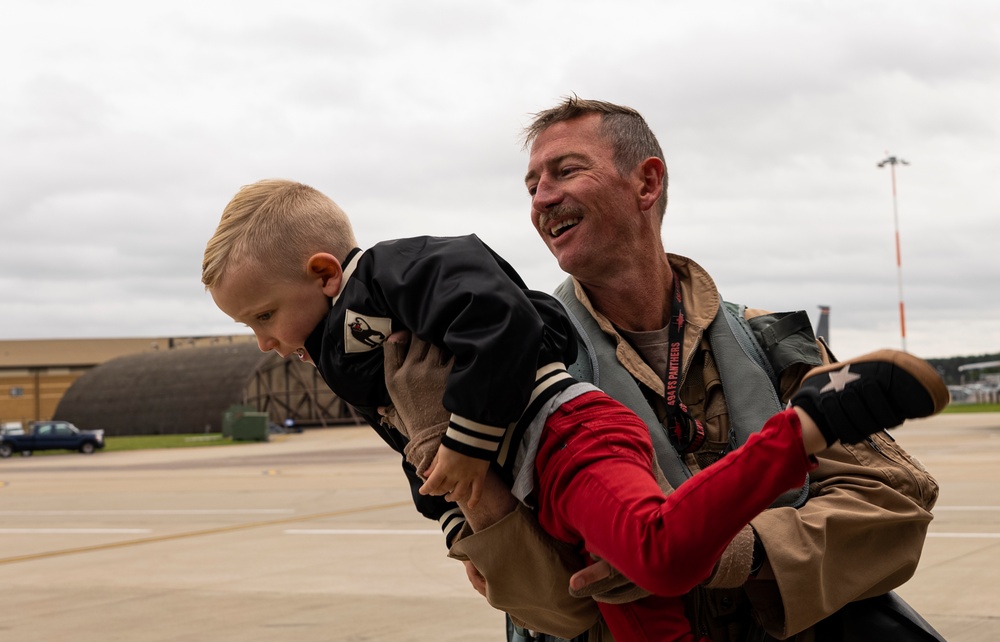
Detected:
[306,253,344,297]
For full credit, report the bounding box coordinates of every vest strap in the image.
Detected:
[554,279,693,489]
[555,277,809,508]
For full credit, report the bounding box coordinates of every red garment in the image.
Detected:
[534,391,814,642]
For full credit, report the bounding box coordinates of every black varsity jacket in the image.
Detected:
[304,234,577,464]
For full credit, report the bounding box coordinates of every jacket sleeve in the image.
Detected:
[368,235,575,459]
[745,342,938,637]
[354,405,465,546]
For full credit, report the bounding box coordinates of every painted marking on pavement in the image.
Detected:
[285,529,440,535]
[0,509,295,515]
[933,506,1000,511]
[0,501,409,566]
[0,528,152,534]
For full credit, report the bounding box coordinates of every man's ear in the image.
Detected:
[636,156,666,212]
[306,253,344,297]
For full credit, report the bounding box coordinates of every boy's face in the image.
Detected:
[210,262,333,364]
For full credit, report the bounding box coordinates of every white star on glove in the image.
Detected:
[819,364,862,393]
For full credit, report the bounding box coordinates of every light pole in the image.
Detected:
[877,154,909,352]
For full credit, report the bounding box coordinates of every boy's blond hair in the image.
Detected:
[202,179,358,289]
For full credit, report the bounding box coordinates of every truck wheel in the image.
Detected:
[80,442,96,455]
[0,443,12,458]
[20,450,33,457]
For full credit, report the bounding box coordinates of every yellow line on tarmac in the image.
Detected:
[0,500,410,566]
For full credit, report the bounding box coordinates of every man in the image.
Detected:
[386,97,938,641]
[387,98,937,642]
[519,97,937,640]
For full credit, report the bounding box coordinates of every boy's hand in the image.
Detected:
[419,445,489,509]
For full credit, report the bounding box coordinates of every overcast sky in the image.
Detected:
[2,0,998,360]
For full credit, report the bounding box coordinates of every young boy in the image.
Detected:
[203,179,949,642]
[202,178,580,510]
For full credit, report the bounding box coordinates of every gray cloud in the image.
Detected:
[1,0,997,361]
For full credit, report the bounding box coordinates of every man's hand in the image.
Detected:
[569,558,613,591]
[463,559,488,597]
[380,331,453,476]
[419,444,488,509]
[568,557,651,603]
[380,331,453,432]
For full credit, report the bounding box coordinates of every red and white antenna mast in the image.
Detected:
[877,153,909,352]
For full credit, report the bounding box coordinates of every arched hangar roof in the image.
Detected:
[54,344,273,436]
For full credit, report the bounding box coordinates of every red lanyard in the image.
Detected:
[664,273,706,454]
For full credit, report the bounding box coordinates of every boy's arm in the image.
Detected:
[353,405,465,546]
[384,332,601,638]
[420,445,489,508]
[380,332,491,508]
[369,235,576,455]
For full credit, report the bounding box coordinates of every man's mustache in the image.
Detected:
[539,204,585,230]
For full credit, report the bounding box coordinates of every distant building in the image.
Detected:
[954,360,1000,404]
[0,336,360,432]
[816,306,831,345]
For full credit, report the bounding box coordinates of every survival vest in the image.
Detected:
[554,277,820,508]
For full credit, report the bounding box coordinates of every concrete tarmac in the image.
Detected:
[0,413,997,641]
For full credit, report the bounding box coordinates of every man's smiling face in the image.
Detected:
[525,114,646,282]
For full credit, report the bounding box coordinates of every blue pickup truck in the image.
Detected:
[0,420,105,457]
